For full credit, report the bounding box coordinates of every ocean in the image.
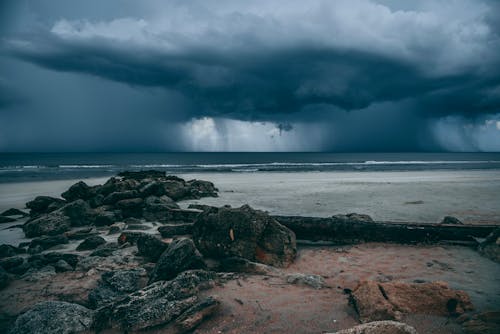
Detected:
[1,152,500,183]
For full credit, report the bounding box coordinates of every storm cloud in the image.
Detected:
[1,0,500,151]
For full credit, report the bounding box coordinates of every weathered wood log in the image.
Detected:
[273,215,497,244]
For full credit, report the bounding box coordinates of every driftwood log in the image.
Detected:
[273,215,497,244]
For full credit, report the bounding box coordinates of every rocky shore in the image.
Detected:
[0,171,499,333]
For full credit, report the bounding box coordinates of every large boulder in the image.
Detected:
[116,198,144,218]
[26,196,65,216]
[88,268,147,308]
[149,238,206,283]
[136,234,169,262]
[193,205,297,267]
[95,270,217,332]
[23,211,71,238]
[60,199,96,226]
[142,195,179,222]
[0,266,9,289]
[158,223,194,237]
[8,301,94,334]
[350,280,473,323]
[61,181,95,202]
[330,321,418,334]
[1,208,28,217]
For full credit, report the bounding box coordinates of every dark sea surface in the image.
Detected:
[1,152,500,183]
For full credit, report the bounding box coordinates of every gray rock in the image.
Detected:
[95,270,215,331]
[9,301,94,334]
[1,208,27,217]
[26,196,65,216]
[21,265,56,282]
[28,235,69,252]
[0,256,24,271]
[193,204,297,267]
[0,244,25,259]
[61,181,96,202]
[186,179,218,198]
[108,222,126,234]
[136,234,169,262]
[174,296,220,333]
[286,273,325,289]
[330,321,418,334]
[158,223,194,237]
[103,190,139,205]
[60,199,96,226]
[76,235,106,251]
[23,211,71,238]
[0,266,9,289]
[116,198,144,218]
[441,216,464,225]
[102,268,147,293]
[0,216,16,224]
[219,257,279,275]
[142,195,179,222]
[54,260,73,272]
[149,238,206,283]
[478,228,500,263]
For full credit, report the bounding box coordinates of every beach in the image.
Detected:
[2,170,500,224]
[0,169,499,333]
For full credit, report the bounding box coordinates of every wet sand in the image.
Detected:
[1,170,500,224]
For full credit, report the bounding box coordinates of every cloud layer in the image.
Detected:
[1,0,500,151]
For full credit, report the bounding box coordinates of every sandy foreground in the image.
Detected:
[0,170,499,333]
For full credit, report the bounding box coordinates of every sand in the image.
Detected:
[1,170,500,224]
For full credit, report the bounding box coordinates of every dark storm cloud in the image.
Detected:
[1,0,500,151]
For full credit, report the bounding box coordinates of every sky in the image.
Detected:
[0,0,499,152]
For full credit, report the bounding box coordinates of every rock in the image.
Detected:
[286,273,325,289]
[89,268,147,308]
[108,222,126,234]
[95,270,216,331]
[219,257,279,275]
[1,208,27,217]
[186,179,218,198]
[26,196,65,216]
[90,245,117,257]
[103,190,139,205]
[23,211,71,238]
[139,181,168,197]
[61,181,95,202]
[64,227,99,240]
[350,280,474,323]
[102,268,147,293]
[441,216,464,225]
[94,209,121,226]
[76,235,106,251]
[61,199,96,226]
[118,170,166,180]
[193,205,297,267]
[0,256,24,271]
[32,252,80,268]
[116,198,144,218]
[163,180,190,201]
[333,213,374,223]
[53,259,73,272]
[149,238,206,283]
[0,216,16,224]
[9,301,94,334]
[174,296,220,333]
[158,223,194,237]
[478,228,500,263]
[117,231,146,245]
[136,234,169,262]
[459,311,500,334]
[330,320,418,334]
[0,244,24,258]
[142,195,180,222]
[28,235,69,252]
[97,177,140,197]
[21,265,57,282]
[0,266,9,289]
